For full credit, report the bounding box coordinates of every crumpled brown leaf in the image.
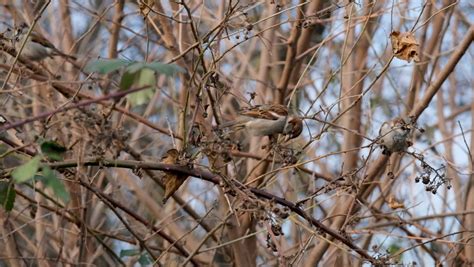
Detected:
[161,149,188,204]
[388,195,405,210]
[138,0,154,18]
[390,31,420,63]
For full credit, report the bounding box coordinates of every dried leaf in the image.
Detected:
[161,149,188,203]
[390,31,420,62]
[138,0,154,17]
[388,195,405,210]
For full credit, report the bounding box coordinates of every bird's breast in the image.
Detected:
[245,117,286,136]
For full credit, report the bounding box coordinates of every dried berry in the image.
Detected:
[422,176,430,184]
[271,224,283,236]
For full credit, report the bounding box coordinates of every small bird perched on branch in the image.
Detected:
[12,23,76,61]
[378,117,413,155]
[160,149,188,204]
[220,104,303,140]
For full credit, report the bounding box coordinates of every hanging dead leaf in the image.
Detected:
[388,195,405,210]
[137,0,154,18]
[390,31,420,63]
[161,149,188,204]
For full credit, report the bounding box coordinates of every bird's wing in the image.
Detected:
[239,104,288,120]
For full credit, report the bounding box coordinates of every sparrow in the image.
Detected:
[12,23,76,61]
[378,117,413,155]
[221,104,303,140]
[160,149,188,204]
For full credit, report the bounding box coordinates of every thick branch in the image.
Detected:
[45,157,379,264]
[410,26,473,120]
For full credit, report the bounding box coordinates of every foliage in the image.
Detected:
[86,59,184,106]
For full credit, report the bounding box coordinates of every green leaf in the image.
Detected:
[138,253,152,265]
[120,249,140,257]
[126,62,147,74]
[119,71,139,90]
[41,141,67,161]
[126,61,184,76]
[387,243,401,254]
[136,68,156,88]
[387,243,403,262]
[144,62,185,76]
[39,167,70,203]
[12,156,41,183]
[127,68,155,106]
[0,181,16,211]
[127,89,154,106]
[85,59,131,74]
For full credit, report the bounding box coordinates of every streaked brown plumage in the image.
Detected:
[161,149,188,204]
[221,104,303,140]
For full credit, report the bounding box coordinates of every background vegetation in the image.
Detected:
[0,0,473,266]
